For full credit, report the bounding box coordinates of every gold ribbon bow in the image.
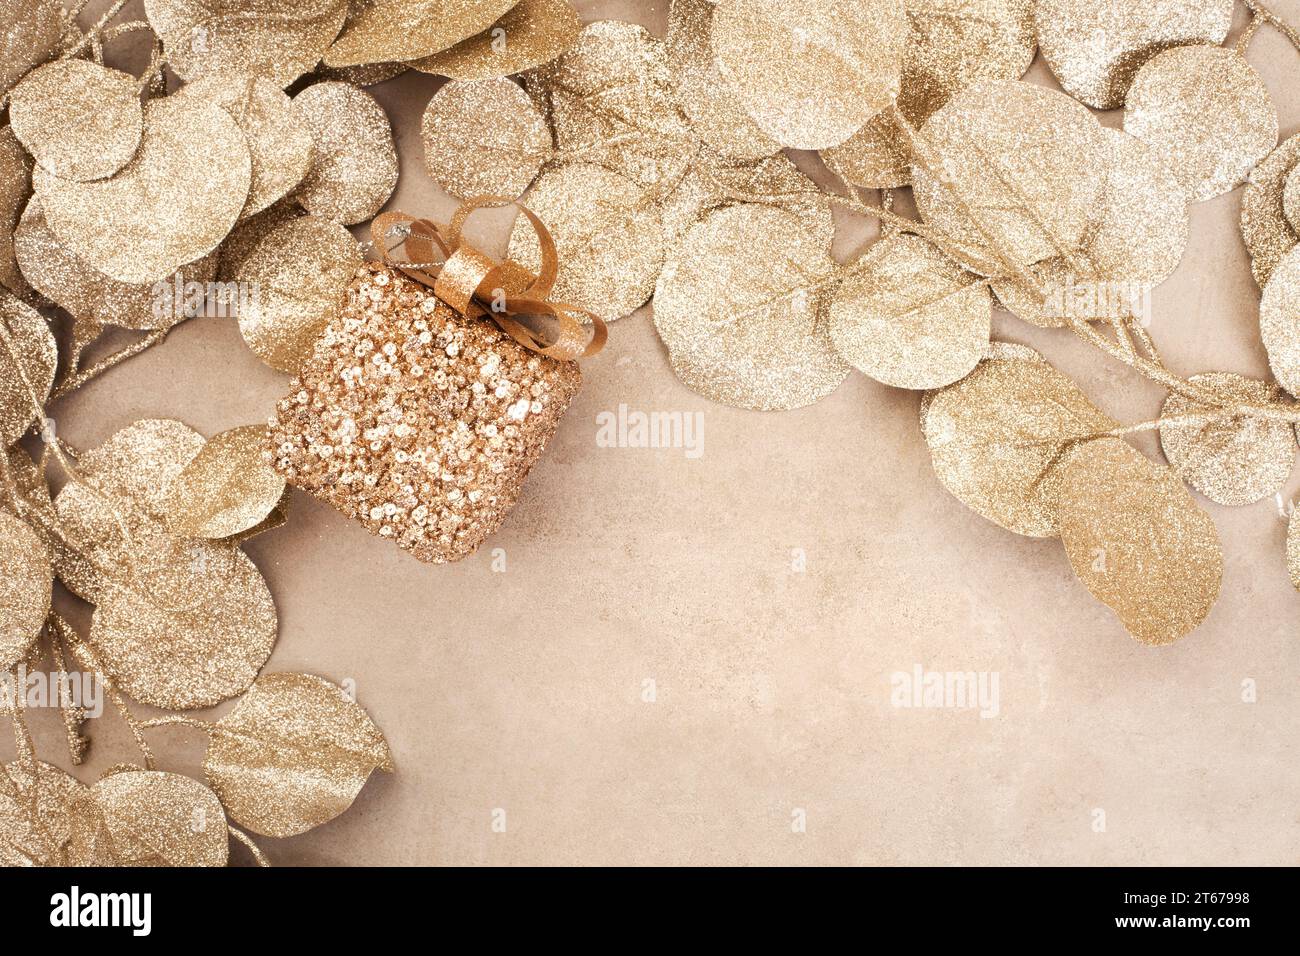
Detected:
[370,196,607,362]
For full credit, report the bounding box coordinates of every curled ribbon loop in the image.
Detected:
[370,196,607,361]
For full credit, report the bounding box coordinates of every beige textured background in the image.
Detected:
[10,0,1300,865]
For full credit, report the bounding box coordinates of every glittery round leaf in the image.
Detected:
[145,0,350,88]
[923,351,1116,537]
[216,199,305,283]
[0,289,56,446]
[1260,244,1300,398]
[8,60,143,182]
[1123,46,1277,203]
[679,152,835,248]
[0,761,86,867]
[0,0,64,95]
[1287,507,1300,592]
[15,199,218,331]
[1034,0,1233,109]
[0,126,32,299]
[830,233,992,389]
[1056,437,1222,645]
[324,0,517,66]
[1158,373,1295,506]
[66,771,228,867]
[1284,167,1300,236]
[411,0,580,79]
[33,96,251,285]
[653,204,848,410]
[204,672,393,838]
[174,74,316,218]
[291,81,398,225]
[421,77,550,200]
[0,511,51,671]
[161,425,288,539]
[1240,134,1300,291]
[235,215,364,373]
[508,163,668,321]
[911,79,1108,275]
[711,0,906,150]
[823,111,914,190]
[665,0,778,162]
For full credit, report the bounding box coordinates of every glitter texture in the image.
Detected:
[1285,166,1300,235]
[0,127,32,299]
[1260,245,1300,397]
[67,771,229,866]
[0,761,85,867]
[161,425,288,539]
[1240,133,1300,291]
[0,289,56,445]
[1158,372,1295,506]
[0,0,63,94]
[8,60,143,182]
[267,263,583,564]
[291,81,398,225]
[324,0,517,66]
[412,0,580,79]
[0,511,51,670]
[1034,0,1233,109]
[1124,46,1278,203]
[203,673,393,837]
[422,77,552,200]
[1056,437,1222,646]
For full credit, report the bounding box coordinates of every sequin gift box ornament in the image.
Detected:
[266,200,606,563]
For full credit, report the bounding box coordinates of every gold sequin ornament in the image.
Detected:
[911,79,1108,276]
[173,74,316,218]
[8,60,143,182]
[710,0,906,150]
[653,204,849,410]
[33,96,251,285]
[66,771,228,867]
[161,425,288,539]
[0,289,56,445]
[267,263,584,564]
[235,215,364,373]
[291,81,398,225]
[0,0,64,95]
[665,0,778,162]
[421,77,551,201]
[1056,438,1222,646]
[0,511,51,670]
[922,350,1116,537]
[203,673,393,837]
[411,0,580,79]
[0,761,86,866]
[1123,45,1277,203]
[508,163,668,320]
[0,127,33,299]
[1034,0,1233,109]
[1260,245,1300,398]
[324,0,518,66]
[1158,373,1295,506]
[829,233,992,389]
[1240,134,1300,291]
[15,199,218,332]
[144,0,350,88]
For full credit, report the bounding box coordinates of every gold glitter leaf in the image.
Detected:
[829,233,992,389]
[0,0,64,96]
[653,204,848,410]
[1123,46,1277,203]
[923,351,1116,537]
[15,199,218,332]
[1260,245,1300,398]
[1240,134,1300,292]
[324,0,518,66]
[33,96,251,285]
[145,0,350,88]
[0,126,32,299]
[411,0,580,80]
[0,289,56,445]
[665,0,779,162]
[235,215,364,373]
[162,425,288,539]
[66,770,228,867]
[508,163,668,321]
[0,761,85,867]
[203,672,393,837]
[0,511,51,671]
[1056,437,1222,645]
[1158,373,1295,506]
[1034,0,1233,110]
[8,60,144,182]
[911,79,1108,275]
[291,81,398,225]
[421,78,551,200]
[216,199,305,283]
[1287,506,1300,592]
[710,0,906,150]
[174,74,316,218]
[1285,167,1300,237]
